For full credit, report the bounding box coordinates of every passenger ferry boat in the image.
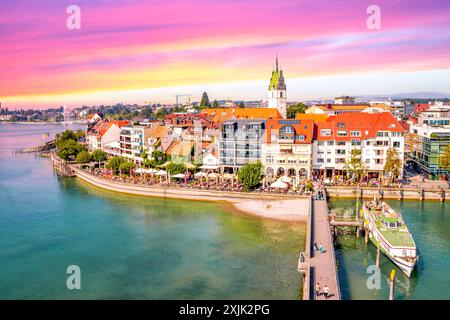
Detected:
[362,197,418,277]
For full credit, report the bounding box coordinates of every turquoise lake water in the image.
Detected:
[330,198,449,300]
[0,123,305,299]
[1,123,448,300]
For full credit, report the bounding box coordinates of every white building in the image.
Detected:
[312,112,405,180]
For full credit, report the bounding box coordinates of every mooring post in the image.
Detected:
[365,227,369,244]
[440,187,445,202]
[389,269,396,300]
[420,188,424,201]
[376,241,380,268]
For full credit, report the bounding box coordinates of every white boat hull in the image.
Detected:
[363,204,417,277]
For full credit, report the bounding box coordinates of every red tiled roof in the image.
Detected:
[314,112,404,141]
[265,119,314,144]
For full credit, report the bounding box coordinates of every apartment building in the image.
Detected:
[262,119,314,179]
[86,120,129,151]
[408,107,450,179]
[218,119,266,172]
[312,112,405,180]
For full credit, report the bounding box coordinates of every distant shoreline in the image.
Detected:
[0,121,86,125]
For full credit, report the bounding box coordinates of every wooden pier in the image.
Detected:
[299,194,342,300]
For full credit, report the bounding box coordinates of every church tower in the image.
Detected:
[267,55,287,118]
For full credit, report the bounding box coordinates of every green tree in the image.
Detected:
[239,101,245,108]
[155,108,166,120]
[92,149,107,167]
[119,161,135,175]
[75,129,86,140]
[56,130,77,148]
[237,162,263,191]
[286,103,308,119]
[383,148,402,182]
[106,156,126,173]
[76,150,92,164]
[212,99,219,108]
[440,145,450,172]
[57,140,85,161]
[344,149,366,182]
[166,162,186,174]
[151,150,167,166]
[199,92,211,109]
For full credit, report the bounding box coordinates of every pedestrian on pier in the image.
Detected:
[314,241,319,251]
[323,285,330,299]
[315,283,321,298]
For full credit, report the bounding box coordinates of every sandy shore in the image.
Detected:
[231,198,309,222]
[67,163,311,222]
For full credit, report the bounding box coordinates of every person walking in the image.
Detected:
[323,285,330,299]
[315,282,321,298]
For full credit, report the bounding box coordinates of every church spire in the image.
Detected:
[275,53,279,72]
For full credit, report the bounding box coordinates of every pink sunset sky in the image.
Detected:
[1,0,450,108]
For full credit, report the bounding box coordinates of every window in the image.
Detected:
[280,125,295,134]
[317,141,324,146]
[337,122,345,128]
[337,141,346,146]
[393,141,400,148]
[317,158,324,163]
[366,159,370,164]
[337,130,347,136]
[327,159,332,163]
[320,129,332,136]
[351,139,361,146]
[351,131,361,137]
[327,141,334,146]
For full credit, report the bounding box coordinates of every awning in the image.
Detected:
[171,173,186,179]
[104,141,120,148]
[199,164,219,170]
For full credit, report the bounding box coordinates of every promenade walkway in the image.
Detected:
[309,198,341,300]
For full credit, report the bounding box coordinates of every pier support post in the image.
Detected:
[398,186,403,201]
[389,269,396,300]
[420,188,424,201]
[376,241,380,268]
[440,187,445,202]
[365,228,369,244]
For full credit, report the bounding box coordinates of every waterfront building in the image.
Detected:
[312,112,405,180]
[262,119,314,179]
[305,103,370,116]
[201,150,220,170]
[86,120,129,151]
[202,107,281,123]
[267,55,287,118]
[218,119,266,172]
[408,107,450,179]
[119,125,154,163]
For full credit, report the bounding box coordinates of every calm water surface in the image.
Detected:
[0,123,305,299]
[330,198,449,300]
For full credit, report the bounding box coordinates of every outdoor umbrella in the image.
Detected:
[270,180,288,189]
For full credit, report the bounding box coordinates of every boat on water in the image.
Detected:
[362,197,418,277]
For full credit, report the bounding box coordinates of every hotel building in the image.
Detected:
[408,106,450,179]
[262,119,314,179]
[312,112,406,180]
[218,119,266,172]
